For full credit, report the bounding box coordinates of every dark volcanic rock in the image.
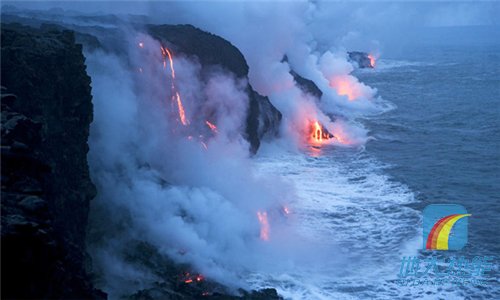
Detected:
[148,24,248,78]
[123,242,282,300]
[281,55,322,99]
[148,24,281,153]
[290,70,323,99]
[1,24,104,299]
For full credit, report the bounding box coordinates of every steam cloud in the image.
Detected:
[8,2,385,296]
[85,32,305,297]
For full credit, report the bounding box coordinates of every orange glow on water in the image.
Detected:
[257,211,270,241]
[332,126,353,145]
[330,77,358,101]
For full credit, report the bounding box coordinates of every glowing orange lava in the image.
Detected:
[161,46,176,79]
[368,54,376,68]
[257,211,270,241]
[309,121,333,144]
[176,92,188,125]
[330,77,357,101]
[183,272,204,284]
[160,45,189,126]
[205,121,218,133]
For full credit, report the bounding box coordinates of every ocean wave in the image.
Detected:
[250,146,426,299]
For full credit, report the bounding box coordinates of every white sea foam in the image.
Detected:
[248,145,424,299]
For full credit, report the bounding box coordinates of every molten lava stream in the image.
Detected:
[205,120,218,133]
[175,92,188,125]
[368,54,376,68]
[309,121,332,145]
[160,45,189,126]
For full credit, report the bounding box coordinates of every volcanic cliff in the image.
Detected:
[1,20,282,299]
[1,23,104,299]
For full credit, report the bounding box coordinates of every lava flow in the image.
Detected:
[205,120,218,133]
[160,45,189,125]
[368,54,376,68]
[182,272,205,284]
[175,92,188,125]
[257,211,270,241]
[309,121,333,144]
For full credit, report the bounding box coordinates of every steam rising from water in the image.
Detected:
[82,3,388,297]
[85,36,294,295]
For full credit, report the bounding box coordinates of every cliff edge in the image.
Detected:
[1,23,104,299]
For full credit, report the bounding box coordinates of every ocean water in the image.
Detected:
[250,33,499,299]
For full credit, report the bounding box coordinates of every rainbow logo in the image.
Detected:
[423,204,471,250]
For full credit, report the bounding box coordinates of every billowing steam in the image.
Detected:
[3,1,394,297]
[82,3,388,296]
[85,31,306,297]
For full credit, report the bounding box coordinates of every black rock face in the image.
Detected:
[148,24,281,153]
[148,24,249,78]
[1,24,105,299]
[281,55,322,99]
[290,70,323,99]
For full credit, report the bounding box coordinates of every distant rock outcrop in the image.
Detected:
[348,51,374,68]
[1,24,105,299]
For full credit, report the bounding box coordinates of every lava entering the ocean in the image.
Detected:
[367,54,376,68]
[309,121,333,144]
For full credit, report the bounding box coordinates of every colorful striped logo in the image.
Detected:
[423,204,471,250]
